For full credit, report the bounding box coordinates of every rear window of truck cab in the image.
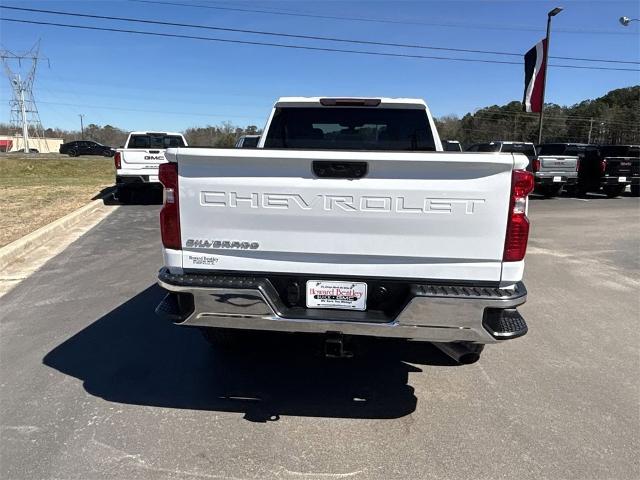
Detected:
[500,143,536,158]
[537,144,568,155]
[467,143,501,152]
[129,134,185,149]
[538,144,590,157]
[599,146,640,158]
[264,107,436,151]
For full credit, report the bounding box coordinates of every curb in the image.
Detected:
[0,188,116,271]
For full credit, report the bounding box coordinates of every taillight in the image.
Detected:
[159,162,181,250]
[575,158,580,172]
[114,151,121,169]
[532,158,541,172]
[600,159,607,175]
[503,170,534,262]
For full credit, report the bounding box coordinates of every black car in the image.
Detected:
[59,140,115,157]
[576,144,639,197]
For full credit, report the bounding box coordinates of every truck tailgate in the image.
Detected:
[538,155,578,172]
[605,157,639,177]
[121,149,167,165]
[171,149,518,282]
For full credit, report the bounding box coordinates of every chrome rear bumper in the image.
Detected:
[156,269,527,344]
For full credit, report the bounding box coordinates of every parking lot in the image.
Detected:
[1,194,638,480]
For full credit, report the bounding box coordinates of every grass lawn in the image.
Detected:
[0,155,115,247]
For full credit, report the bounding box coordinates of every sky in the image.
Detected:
[0,0,639,132]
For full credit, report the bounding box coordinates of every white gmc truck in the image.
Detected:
[155,97,533,363]
[114,131,188,202]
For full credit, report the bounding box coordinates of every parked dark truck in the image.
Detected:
[577,145,639,197]
[155,97,534,365]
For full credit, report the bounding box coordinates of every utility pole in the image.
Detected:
[588,118,594,144]
[537,7,563,145]
[79,114,85,139]
[17,75,29,152]
[1,41,49,154]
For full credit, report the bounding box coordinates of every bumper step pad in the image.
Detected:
[483,309,528,340]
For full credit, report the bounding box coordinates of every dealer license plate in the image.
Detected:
[553,176,562,182]
[306,280,367,311]
[619,176,627,182]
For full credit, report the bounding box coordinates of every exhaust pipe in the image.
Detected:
[432,342,483,365]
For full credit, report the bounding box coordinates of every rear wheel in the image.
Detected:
[116,185,132,204]
[631,184,639,197]
[603,185,625,198]
[67,149,78,157]
[564,184,578,196]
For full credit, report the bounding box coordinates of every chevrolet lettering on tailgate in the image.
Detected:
[200,191,485,215]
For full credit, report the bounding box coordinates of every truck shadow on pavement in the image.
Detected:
[43,285,458,422]
[96,187,163,206]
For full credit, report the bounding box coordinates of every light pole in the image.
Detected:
[537,6,563,145]
[619,16,639,26]
[79,114,85,139]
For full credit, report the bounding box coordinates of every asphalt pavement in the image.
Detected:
[1,193,638,480]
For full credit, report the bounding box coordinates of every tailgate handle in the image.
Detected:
[149,150,160,154]
[313,161,368,179]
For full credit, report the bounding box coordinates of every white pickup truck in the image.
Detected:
[114,131,188,202]
[155,97,533,363]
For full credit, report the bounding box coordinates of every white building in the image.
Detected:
[0,134,64,153]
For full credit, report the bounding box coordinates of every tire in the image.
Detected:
[631,184,639,197]
[603,185,625,198]
[116,186,132,204]
[103,150,113,157]
[574,184,589,197]
[564,184,578,196]
[67,149,78,157]
[540,184,563,198]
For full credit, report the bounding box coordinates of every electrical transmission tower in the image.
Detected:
[1,41,49,153]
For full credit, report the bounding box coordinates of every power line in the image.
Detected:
[2,17,639,72]
[38,100,259,119]
[128,0,639,36]
[3,5,638,65]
